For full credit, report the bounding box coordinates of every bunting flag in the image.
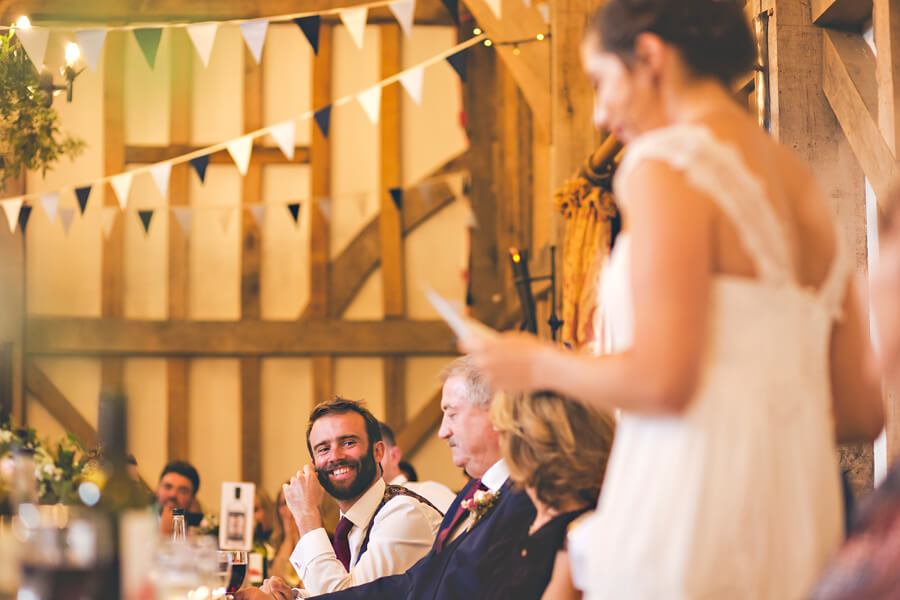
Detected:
[149,163,172,198]
[446,51,467,83]
[249,204,267,228]
[40,192,59,224]
[226,135,254,175]
[399,66,424,105]
[340,7,368,50]
[190,155,211,183]
[15,27,50,69]
[75,186,91,214]
[133,28,163,69]
[270,120,296,160]
[217,206,234,232]
[316,197,332,222]
[537,3,550,23]
[138,210,154,234]
[389,0,416,38]
[440,0,459,23]
[293,16,321,55]
[58,206,75,235]
[17,204,32,233]
[100,206,118,238]
[75,29,107,71]
[172,206,193,237]
[485,0,502,19]
[187,23,218,67]
[523,0,531,6]
[110,173,134,209]
[389,187,403,211]
[240,19,269,64]
[357,86,382,124]
[1,197,23,233]
[313,106,332,138]
[287,202,301,224]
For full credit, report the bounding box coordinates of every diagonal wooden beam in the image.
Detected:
[823,29,899,202]
[25,360,97,448]
[812,0,872,27]
[396,388,443,456]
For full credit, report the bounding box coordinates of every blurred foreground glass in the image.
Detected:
[152,535,221,600]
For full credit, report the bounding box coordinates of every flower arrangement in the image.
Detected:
[461,488,500,527]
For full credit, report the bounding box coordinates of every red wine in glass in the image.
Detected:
[227,560,248,593]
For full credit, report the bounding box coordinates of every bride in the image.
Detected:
[463,0,884,597]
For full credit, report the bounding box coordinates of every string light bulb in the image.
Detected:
[65,42,80,66]
[536,33,545,41]
[484,39,492,47]
[473,27,483,35]
[512,44,521,55]
[15,15,31,29]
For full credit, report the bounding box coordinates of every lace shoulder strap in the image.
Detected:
[614,125,794,285]
[817,220,852,319]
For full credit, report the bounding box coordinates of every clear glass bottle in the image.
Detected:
[172,508,187,542]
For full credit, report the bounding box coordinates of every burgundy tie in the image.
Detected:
[435,480,487,552]
[333,516,353,570]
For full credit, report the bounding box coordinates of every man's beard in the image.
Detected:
[316,446,379,501]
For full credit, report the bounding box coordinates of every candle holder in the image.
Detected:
[508,246,563,341]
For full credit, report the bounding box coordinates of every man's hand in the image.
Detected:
[283,464,326,536]
[261,576,296,600]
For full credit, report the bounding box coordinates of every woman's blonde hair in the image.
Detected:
[491,391,616,510]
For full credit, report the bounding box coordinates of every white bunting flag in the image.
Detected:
[58,206,75,235]
[389,0,416,38]
[537,3,550,23]
[40,192,59,224]
[149,163,172,198]
[269,120,296,160]
[15,27,50,69]
[357,86,382,125]
[218,206,235,232]
[100,206,118,239]
[187,23,218,67]
[399,66,424,105]
[485,0,502,18]
[340,7,368,50]
[226,135,254,175]
[76,29,107,71]
[1,197,23,233]
[316,197,332,223]
[110,173,134,209]
[172,206,193,237]
[522,0,531,6]
[240,19,269,64]
[249,204,267,228]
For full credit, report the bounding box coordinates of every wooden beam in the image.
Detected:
[26,318,458,356]
[396,388,442,456]
[0,171,25,423]
[822,30,899,200]
[125,145,311,166]
[812,0,872,27]
[167,28,192,462]
[25,361,97,448]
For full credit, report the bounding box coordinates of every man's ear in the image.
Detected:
[373,440,386,463]
[391,445,403,462]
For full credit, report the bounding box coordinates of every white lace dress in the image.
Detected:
[568,125,847,599]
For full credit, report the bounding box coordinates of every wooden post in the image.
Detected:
[167,29,192,461]
[380,24,407,429]
[311,26,334,406]
[0,172,25,423]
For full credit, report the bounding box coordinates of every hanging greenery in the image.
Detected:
[0,29,85,190]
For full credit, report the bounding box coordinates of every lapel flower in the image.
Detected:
[461,488,500,528]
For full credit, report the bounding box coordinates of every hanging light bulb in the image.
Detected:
[15,15,31,29]
[484,39,492,47]
[65,42,80,66]
[473,27,483,35]
[536,33,545,41]
[512,44,521,56]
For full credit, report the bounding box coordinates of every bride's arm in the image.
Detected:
[466,161,713,415]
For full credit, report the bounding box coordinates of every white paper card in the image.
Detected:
[424,285,497,342]
[219,482,256,551]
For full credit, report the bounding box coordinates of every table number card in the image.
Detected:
[219,482,255,550]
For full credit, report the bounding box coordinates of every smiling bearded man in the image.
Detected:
[275,398,443,597]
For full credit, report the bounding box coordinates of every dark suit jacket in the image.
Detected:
[312,477,535,600]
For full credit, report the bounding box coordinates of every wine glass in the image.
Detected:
[224,550,248,597]
[214,551,232,599]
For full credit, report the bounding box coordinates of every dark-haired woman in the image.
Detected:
[462,0,884,597]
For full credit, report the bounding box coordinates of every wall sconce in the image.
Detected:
[38,42,83,107]
[508,246,563,341]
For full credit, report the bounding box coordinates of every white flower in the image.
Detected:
[0,430,13,443]
[42,463,56,477]
[0,457,14,481]
[473,490,491,504]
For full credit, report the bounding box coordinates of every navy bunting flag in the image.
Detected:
[440,0,459,23]
[75,186,91,214]
[190,155,211,183]
[313,106,332,139]
[294,16,321,55]
[138,210,154,233]
[18,204,32,233]
[446,51,467,83]
[287,202,301,224]
[389,187,403,211]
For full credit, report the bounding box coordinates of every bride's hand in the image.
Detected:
[461,332,548,393]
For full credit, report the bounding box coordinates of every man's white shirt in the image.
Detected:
[445,459,510,545]
[290,478,442,596]
[388,474,457,514]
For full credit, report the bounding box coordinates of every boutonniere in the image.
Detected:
[461,489,500,527]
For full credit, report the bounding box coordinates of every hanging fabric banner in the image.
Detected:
[187,23,218,68]
[249,204,267,228]
[389,0,416,38]
[100,206,117,238]
[446,51,467,83]
[357,86,382,124]
[190,155,211,183]
[172,206,193,237]
[150,163,172,198]
[399,66,424,105]
[340,7,368,49]
[313,106,332,138]
[226,135,254,175]
[1,197,22,233]
[389,187,403,211]
[40,192,59,224]
[270,120,296,160]
[294,16,321,55]
[138,209,154,234]
[15,27,50,70]
[133,28,163,69]
[75,29,107,71]
[110,173,134,209]
[58,206,75,235]
[240,19,269,64]
[75,186,91,214]
[287,202,301,224]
